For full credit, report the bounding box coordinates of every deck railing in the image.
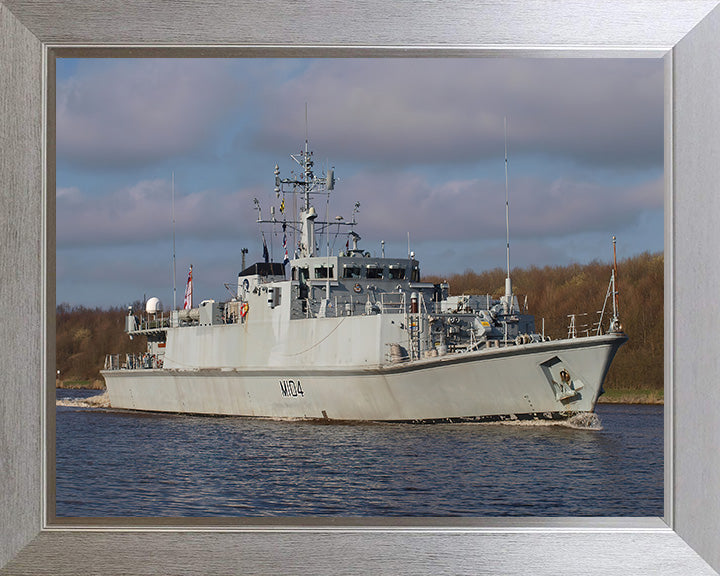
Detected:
[104,353,163,371]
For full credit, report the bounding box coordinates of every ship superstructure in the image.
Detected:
[102,140,627,422]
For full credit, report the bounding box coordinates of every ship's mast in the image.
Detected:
[503,117,513,313]
[303,136,311,212]
[262,132,351,263]
[324,157,331,299]
[301,141,316,257]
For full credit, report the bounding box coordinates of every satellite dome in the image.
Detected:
[145,297,163,314]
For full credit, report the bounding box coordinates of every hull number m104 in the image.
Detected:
[280,379,304,397]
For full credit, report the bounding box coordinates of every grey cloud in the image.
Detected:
[251,59,662,170]
[56,179,261,249]
[335,170,663,244]
[57,60,242,169]
[56,167,661,263]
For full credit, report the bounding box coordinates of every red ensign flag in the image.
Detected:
[183,265,193,310]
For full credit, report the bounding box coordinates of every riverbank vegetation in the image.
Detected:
[56,252,663,402]
[56,304,146,388]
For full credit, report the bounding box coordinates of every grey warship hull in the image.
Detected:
[103,323,626,421]
[102,138,627,422]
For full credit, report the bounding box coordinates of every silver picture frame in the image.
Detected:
[2,1,720,573]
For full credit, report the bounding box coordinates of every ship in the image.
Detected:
[102,139,627,422]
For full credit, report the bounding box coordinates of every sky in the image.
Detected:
[56,58,664,309]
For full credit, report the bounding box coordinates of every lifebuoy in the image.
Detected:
[240,302,249,318]
[353,283,362,293]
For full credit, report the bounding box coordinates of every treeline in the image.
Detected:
[424,251,664,391]
[57,252,662,391]
[56,304,146,386]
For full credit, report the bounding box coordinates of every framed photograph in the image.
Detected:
[52,56,664,520]
[2,1,720,574]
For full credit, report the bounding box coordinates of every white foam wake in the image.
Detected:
[56,391,110,408]
[490,412,602,430]
[564,412,603,430]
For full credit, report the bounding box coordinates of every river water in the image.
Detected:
[55,389,663,517]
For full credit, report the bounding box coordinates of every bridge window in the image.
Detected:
[343,266,362,279]
[367,266,384,279]
[314,265,334,279]
[389,267,405,280]
[298,267,309,281]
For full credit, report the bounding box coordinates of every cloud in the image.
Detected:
[251,59,663,170]
[57,59,242,169]
[56,58,662,172]
[333,170,663,244]
[57,165,661,257]
[56,186,82,202]
[56,179,262,249]
[55,58,664,307]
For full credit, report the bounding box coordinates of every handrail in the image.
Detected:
[104,353,163,371]
[379,292,406,314]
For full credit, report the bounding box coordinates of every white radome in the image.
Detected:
[145,297,162,314]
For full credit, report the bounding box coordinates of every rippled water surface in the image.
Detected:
[56,390,663,517]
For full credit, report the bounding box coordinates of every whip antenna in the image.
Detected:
[172,171,177,310]
[504,117,513,312]
[613,235,619,318]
